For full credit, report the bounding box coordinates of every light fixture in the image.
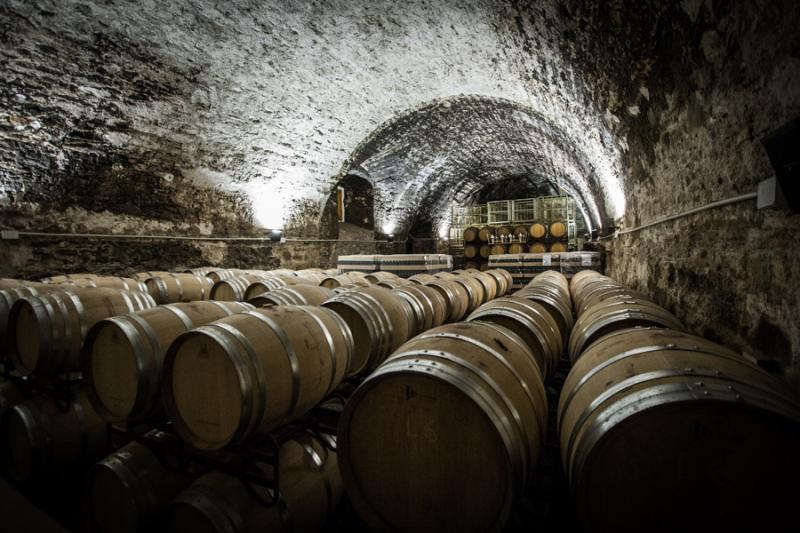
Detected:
[387,233,395,243]
[269,229,283,243]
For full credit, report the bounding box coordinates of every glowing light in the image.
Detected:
[245,181,290,229]
[382,220,396,235]
[438,224,450,239]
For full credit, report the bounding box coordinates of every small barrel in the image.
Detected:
[529,242,546,253]
[464,244,479,259]
[248,285,335,307]
[407,273,437,285]
[467,297,562,379]
[321,287,414,376]
[168,432,340,533]
[145,273,214,304]
[568,298,686,363]
[529,223,546,239]
[513,286,574,343]
[559,327,800,532]
[508,243,526,254]
[83,301,253,422]
[339,322,547,533]
[463,227,480,243]
[163,306,353,450]
[375,278,414,289]
[393,284,448,334]
[243,276,314,300]
[424,279,470,323]
[549,242,567,253]
[550,221,567,238]
[489,243,507,256]
[364,271,399,284]
[210,274,266,302]
[87,435,193,533]
[1,389,110,484]
[9,288,156,375]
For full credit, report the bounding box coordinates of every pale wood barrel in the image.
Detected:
[486,268,513,296]
[163,306,353,450]
[168,432,340,533]
[549,242,567,253]
[569,270,611,303]
[183,267,217,276]
[331,282,373,293]
[432,271,458,280]
[320,273,370,289]
[248,285,335,307]
[206,269,246,282]
[376,278,415,289]
[0,278,46,290]
[467,271,499,301]
[9,288,156,376]
[529,270,571,303]
[393,284,448,334]
[83,301,253,422]
[339,322,547,533]
[424,279,470,323]
[478,226,495,243]
[512,285,574,343]
[132,271,174,281]
[452,275,487,313]
[1,389,109,484]
[364,271,400,284]
[528,242,546,253]
[559,327,800,533]
[467,297,563,379]
[145,273,214,304]
[210,274,265,301]
[59,276,148,292]
[529,223,546,239]
[321,287,414,376]
[243,276,314,300]
[550,221,567,238]
[40,273,98,283]
[489,243,507,256]
[87,435,192,533]
[407,273,437,285]
[576,285,648,316]
[508,243,526,254]
[463,227,479,243]
[294,269,328,284]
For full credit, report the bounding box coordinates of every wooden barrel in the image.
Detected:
[529,270,571,303]
[529,223,546,239]
[479,262,490,272]
[264,269,297,277]
[320,273,370,289]
[478,226,495,243]
[248,285,335,307]
[163,305,353,450]
[1,389,109,484]
[496,226,512,239]
[41,273,98,283]
[339,322,547,533]
[83,301,253,422]
[432,271,458,280]
[467,297,562,379]
[468,271,499,302]
[206,269,245,282]
[550,222,567,238]
[133,271,173,281]
[332,282,373,293]
[464,244,479,259]
[60,276,148,292]
[0,380,25,420]
[407,273,437,285]
[571,278,626,314]
[486,269,513,296]
[1,286,65,348]
[528,242,546,253]
[145,273,214,304]
[393,284,448,334]
[210,274,265,301]
[479,244,491,259]
[321,287,414,376]
[376,278,414,289]
[569,298,686,363]
[243,276,314,300]
[424,279,470,323]
[489,243,507,256]
[576,285,647,316]
[1,278,46,290]
[364,271,399,284]
[463,227,479,243]
[87,435,192,533]
[512,225,528,241]
[512,286,574,343]
[452,275,486,313]
[549,242,567,253]
[569,270,610,302]
[464,261,479,270]
[294,270,329,284]
[168,432,340,533]
[9,288,156,375]
[558,327,800,532]
[508,243,526,254]
[183,267,217,276]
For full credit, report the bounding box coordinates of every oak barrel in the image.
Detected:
[407,273,437,285]
[339,322,547,533]
[320,273,370,289]
[0,278,45,290]
[210,274,266,302]
[393,284,448,334]
[146,273,214,304]
[512,285,574,343]
[163,305,353,450]
[549,221,567,238]
[424,279,470,323]
[464,244,479,259]
[478,226,495,243]
[376,278,415,289]
[528,242,546,253]
[242,276,314,300]
[496,226,512,239]
[61,276,147,292]
[83,301,253,422]
[1,285,65,348]
[452,275,487,313]
[364,271,400,284]
[529,223,546,239]
[489,243,507,256]
[463,227,480,243]
[512,225,529,241]
[508,243,526,254]
[549,242,567,253]
[248,285,335,307]
[479,244,491,259]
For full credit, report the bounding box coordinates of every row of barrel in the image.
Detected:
[464,222,568,243]
[0,267,515,532]
[560,271,800,532]
[464,240,568,260]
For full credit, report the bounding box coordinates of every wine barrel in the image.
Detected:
[569,270,612,303]
[243,276,314,300]
[479,244,491,259]
[508,243,526,254]
[452,275,486,313]
[486,268,513,296]
[133,271,173,281]
[478,226,495,243]
[320,273,370,289]
[332,282,373,293]
[467,297,562,379]
[464,244,479,259]
[376,278,414,289]
[549,242,567,253]
[264,269,297,277]
[339,322,547,533]
[59,276,148,292]
[496,226,512,239]
[183,267,217,276]
[206,269,245,282]
[463,227,479,243]
[529,270,571,303]
[529,243,546,253]
[407,273,437,285]
[512,286,574,343]
[0,278,45,290]
[41,273,98,283]
[295,269,328,284]
[146,273,214,304]
[464,261,479,270]
[479,262,490,272]
[1,389,109,483]
[575,285,648,316]
[9,288,156,375]
[248,285,335,307]
[1,285,66,347]
[168,432,340,533]
[467,271,499,302]
[550,221,567,238]
[163,305,353,450]
[364,271,399,284]
[83,301,253,422]
[512,225,529,241]
[87,435,193,533]
[489,243,507,256]
[393,284,448,334]
[321,287,414,376]
[529,223,546,239]
[432,271,458,280]
[569,298,686,363]
[558,327,800,532]
[424,279,470,323]
[210,274,266,302]
[0,380,25,419]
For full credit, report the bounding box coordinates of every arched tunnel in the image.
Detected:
[0,1,799,531]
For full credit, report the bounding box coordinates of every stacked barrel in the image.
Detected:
[560,271,800,532]
[338,269,572,532]
[528,220,568,253]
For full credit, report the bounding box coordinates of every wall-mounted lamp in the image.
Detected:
[269,229,284,243]
[387,233,395,243]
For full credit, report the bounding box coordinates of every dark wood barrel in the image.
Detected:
[393,284,448,334]
[1,286,65,349]
[0,380,25,420]
[529,223,546,239]
[464,244,479,259]
[465,261,479,270]
[83,301,253,422]
[463,227,480,243]
[424,279,470,323]
[364,271,400,284]
[321,287,414,376]
[496,226,512,239]
[549,221,567,238]
[338,322,547,533]
[9,288,156,376]
[168,432,340,533]
[512,285,574,343]
[569,297,686,363]
[248,285,335,307]
[145,273,214,304]
[87,435,193,533]
[163,306,353,450]
[478,226,495,243]
[467,297,562,379]
[558,327,800,533]
[1,389,110,484]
